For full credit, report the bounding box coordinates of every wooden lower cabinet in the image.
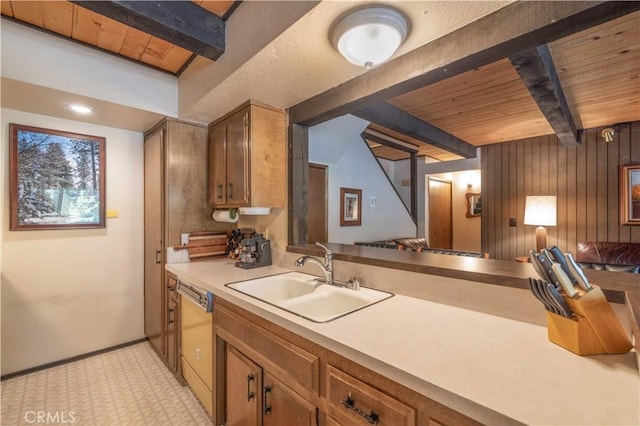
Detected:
[214,299,479,426]
[224,345,316,426]
[165,274,180,374]
[263,372,316,426]
[225,345,261,426]
[325,365,415,426]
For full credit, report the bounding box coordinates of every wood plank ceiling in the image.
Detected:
[0,0,236,75]
[369,11,639,161]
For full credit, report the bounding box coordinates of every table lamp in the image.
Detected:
[524,196,557,252]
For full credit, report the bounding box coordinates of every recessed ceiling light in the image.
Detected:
[65,103,94,114]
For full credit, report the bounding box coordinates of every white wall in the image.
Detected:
[379,157,412,212]
[309,115,416,244]
[1,19,178,117]
[1,109,145,375]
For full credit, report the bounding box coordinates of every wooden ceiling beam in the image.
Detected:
[355,103,477,159]
[289,1,640,127]
[71,1,225,61]
[361,130,417,154]
[510,45,579,146]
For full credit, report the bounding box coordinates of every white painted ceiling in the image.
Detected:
[1,1,512,131]
[181,0,511,124]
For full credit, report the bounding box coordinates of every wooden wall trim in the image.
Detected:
[289,123,309,245]
[481,121,640,260]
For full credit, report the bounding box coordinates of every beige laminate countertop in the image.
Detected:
[166,259,639,426]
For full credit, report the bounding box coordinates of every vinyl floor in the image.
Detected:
[1,342,211,425]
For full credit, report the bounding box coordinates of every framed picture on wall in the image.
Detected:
[340,187,362,226]
[9,124,106,231]
[620,164,640,225]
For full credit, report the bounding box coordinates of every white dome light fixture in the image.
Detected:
[331,6,409,70]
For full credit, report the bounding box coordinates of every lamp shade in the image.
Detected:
[524,196,557,226]
[332,7,409,69]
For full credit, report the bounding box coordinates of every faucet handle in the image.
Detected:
[346,277,360,290]
[315,242,333,263]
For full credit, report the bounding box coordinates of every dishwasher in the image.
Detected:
[177,279,214,416]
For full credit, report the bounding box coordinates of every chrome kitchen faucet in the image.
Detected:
[294,242,334,284]
[294,243,360,290]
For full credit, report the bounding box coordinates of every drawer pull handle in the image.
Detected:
[228,182,233,200]
[217,184,223,200]
[343,396,379,425]
[155,249,162,264]
[246,374,255,401]
[168,308,174,325]
[263,385,272,414]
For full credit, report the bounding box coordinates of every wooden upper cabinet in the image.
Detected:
[208,101,286,208]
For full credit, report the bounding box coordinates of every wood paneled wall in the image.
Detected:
[481,122,640,261]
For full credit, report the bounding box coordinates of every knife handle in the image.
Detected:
[565,252,592,291]
[548,246,577,284]
[552,263,578,297]
[529,250,551,281]
[537,252,561,288]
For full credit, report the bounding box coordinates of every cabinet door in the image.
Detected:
[263,372,317,426]
[144,128,164,354]
[209,124,227,206]
[225,110,250,206]
[225,345,262,426]
[166,296,178,371]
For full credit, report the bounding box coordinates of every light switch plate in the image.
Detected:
[370,197,376,207]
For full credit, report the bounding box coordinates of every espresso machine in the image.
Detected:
[235,234,272,269]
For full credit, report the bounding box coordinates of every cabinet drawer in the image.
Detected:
[216,306,319,393]
[326,365,416,426]
[167,273,178,301]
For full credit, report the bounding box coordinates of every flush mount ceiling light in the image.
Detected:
[331,6,409,70]
[64,103,94,114]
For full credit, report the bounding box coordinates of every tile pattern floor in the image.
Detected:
[1,342,211,425]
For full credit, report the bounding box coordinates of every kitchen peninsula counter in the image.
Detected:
[166,258,639,425]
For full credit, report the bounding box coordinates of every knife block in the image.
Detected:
[546,285,633,355]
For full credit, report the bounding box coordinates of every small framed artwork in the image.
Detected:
[9,124,106,231]
[620,164,640,225]
[340,187,362,226]
[465,192,482,218]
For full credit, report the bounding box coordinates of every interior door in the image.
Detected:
[144,129,164,353]
[308,163,328,243]
[428,178,452,249]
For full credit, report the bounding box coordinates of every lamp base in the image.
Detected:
[535,226,547,253]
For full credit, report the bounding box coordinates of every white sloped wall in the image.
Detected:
[309,115,416,245]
